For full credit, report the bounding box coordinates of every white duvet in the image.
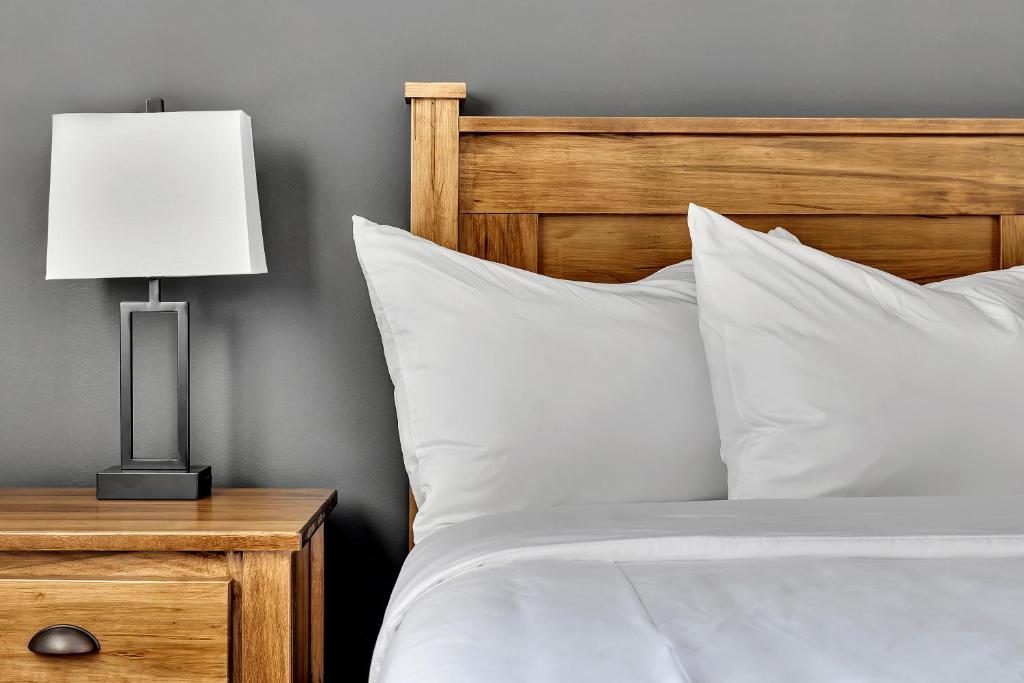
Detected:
[371,496,1024,682]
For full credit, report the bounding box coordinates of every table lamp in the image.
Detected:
[46,99,266,500]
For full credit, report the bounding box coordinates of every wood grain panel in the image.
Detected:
[461,134,1024,215]
[410,96,461,249]
[292,542,310,682]
[459,214,540,271]
[0,488,336,552]
[461,116,1024,135]
[1000,215,1024,268]
[240,552,292,683]
[0,551,226,579]
[0,577,228,682]
[227,551,245,682]
[539,215,689,282]
[309,526,325,683]
[540,214,998,283]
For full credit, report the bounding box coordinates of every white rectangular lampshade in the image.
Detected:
[47,111,266,279]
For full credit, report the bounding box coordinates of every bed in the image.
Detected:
[370,82,1024,681]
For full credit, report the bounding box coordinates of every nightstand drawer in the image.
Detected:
[0,577,230,682]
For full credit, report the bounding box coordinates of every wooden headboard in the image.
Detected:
[404,80,1024,545]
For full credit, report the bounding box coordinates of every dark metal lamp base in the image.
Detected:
[100,273,211,501]
[96,465,212,500]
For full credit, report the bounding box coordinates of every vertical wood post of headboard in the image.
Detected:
[406,82,466,249]
[404,82,466,548]
[1000,216,1024,268]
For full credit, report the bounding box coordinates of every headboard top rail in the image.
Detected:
[459,116,1024,135]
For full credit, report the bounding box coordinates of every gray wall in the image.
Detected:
[2,0,1023,676]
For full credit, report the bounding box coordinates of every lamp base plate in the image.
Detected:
[96,465,212,500]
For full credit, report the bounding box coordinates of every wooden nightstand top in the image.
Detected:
[0,488,337,552]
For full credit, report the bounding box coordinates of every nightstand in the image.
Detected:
[0,488,336,682]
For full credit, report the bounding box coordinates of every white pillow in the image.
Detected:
[688,203,1024,500]
[354,216,733,541]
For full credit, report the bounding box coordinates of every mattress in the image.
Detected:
[371,496,1024,682]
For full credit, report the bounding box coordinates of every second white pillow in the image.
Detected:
[689,204,1024,500]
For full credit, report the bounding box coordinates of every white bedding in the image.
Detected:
[371,496,1024,682]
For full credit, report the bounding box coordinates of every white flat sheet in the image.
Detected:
[371,496,1024,682]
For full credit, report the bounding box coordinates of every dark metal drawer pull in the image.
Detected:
[28,624,100,655]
